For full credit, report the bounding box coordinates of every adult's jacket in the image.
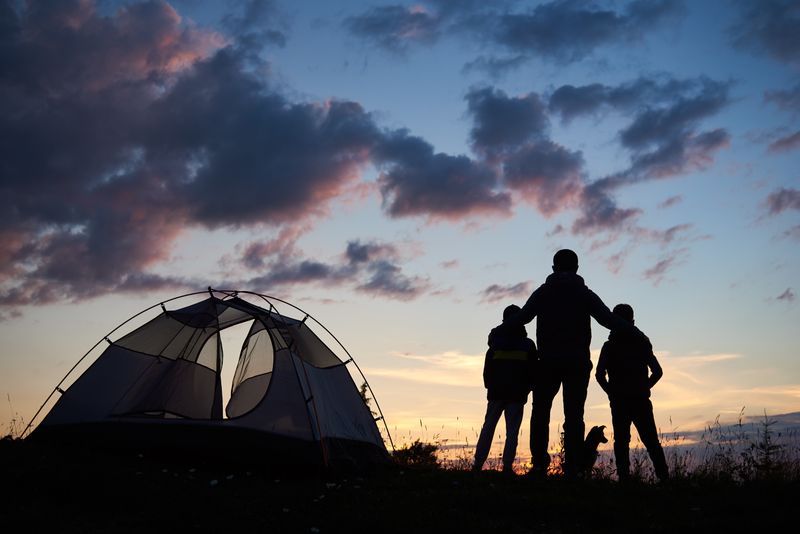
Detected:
[484,326,537,402]
[509,272,635,365]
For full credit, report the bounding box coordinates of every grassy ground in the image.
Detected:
[1,437,797,533]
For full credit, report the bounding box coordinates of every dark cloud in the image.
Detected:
[572,183,641,234]
[489,0,683,63]
[642,249,687,286]
[764,188,800,215]
[501,141,585,216]
[618,79,730,151]
[243,238,427,300]
[357,260,429,300]
[730,0,800,66]
[658,195,683,209]
[461,54,528,78]
[479,281,532,304]
[625,128,730,180]
[221,0,287,47]
[344,0,682,69]
[548,77,698,123]
[375,130,512,220]
[151,49,380,226]
[466,87,549,158]
[765,83,800,114]
[777,288,795,303]
[548,77,732,178]
[464,86,585,217]
[541,76,730,234]
[345,240,398,264]
[767,131,800,153]
[0,0,394,305]
[344,5,441,53]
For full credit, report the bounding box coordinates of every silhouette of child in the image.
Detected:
[473,304,537,474]
[595,304,669,481]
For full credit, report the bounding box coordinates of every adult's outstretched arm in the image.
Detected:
[506,286,542,327]
[587,289,642,336]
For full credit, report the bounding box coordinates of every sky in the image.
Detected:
[1,0,798,455]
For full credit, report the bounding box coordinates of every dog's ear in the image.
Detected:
[599,425,608,443]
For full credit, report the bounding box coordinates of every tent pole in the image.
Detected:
[248,291,395,452]
[264,298,330,468]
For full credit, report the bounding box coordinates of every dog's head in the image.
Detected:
[586,425,608,446]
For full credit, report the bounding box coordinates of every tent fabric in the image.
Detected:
[33,293,389,469]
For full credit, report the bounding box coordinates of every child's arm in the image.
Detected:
[646,346,663,388]
[595,344,610,394]
[483,348,492,390]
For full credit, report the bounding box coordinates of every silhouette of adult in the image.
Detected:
[502,249,640,477]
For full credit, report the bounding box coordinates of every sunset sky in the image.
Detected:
[1,0,798,453]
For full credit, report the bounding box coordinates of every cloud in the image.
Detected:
[344,0,683,69]
[374,130,512,220]
[642,248,689,285]
[777,288,795,303]
[764,188,800,215]
[241,238,428,301]
[548,77,731,183]
[658,195,683,209]
[765,83,800,114]
[618,79,730,152]
[730,0,800,66]
[479,281,532,304]
[0,0,443,305]
[220,0,287,48]
[466,87,549,158]
[767,131,800,153]
[502,141,586,216]
[558,77,731,235]
[488,0,684,63]
[357,260,430,300]
[465,86,585,217]
[344,4,441,53]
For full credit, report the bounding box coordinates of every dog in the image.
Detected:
[582,425,608,473]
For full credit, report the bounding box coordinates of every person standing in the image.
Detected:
[503,249,641,477]
[595,303,669,481]
[473,305,538,474]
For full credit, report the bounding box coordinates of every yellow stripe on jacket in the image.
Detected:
[492,350,529,361]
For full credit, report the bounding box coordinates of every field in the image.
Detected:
[2,427,798,533]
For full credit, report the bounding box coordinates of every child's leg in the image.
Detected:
[631,399,669,481]
[474,400,504,470]
[610,398,633,479]
[502,401,525,472]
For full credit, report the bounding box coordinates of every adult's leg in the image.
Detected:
[502,401,525,472]
[531,362,561,472]
[474,400,504,470]
[561,361,591,476]
[632,399,669,481]
[610,398,633,480]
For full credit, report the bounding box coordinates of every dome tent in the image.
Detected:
[27,289,392,470]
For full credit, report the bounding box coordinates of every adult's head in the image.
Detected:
[552,249,579,273]
[612,303,634,324]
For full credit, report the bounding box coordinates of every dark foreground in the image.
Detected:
[1,438,796,533]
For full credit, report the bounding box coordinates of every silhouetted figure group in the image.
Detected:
[473,249,669,481]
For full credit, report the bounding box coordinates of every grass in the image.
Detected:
[2,412,798,532]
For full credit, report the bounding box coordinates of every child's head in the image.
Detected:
[503,304,521,322]
[613,303,634,324]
